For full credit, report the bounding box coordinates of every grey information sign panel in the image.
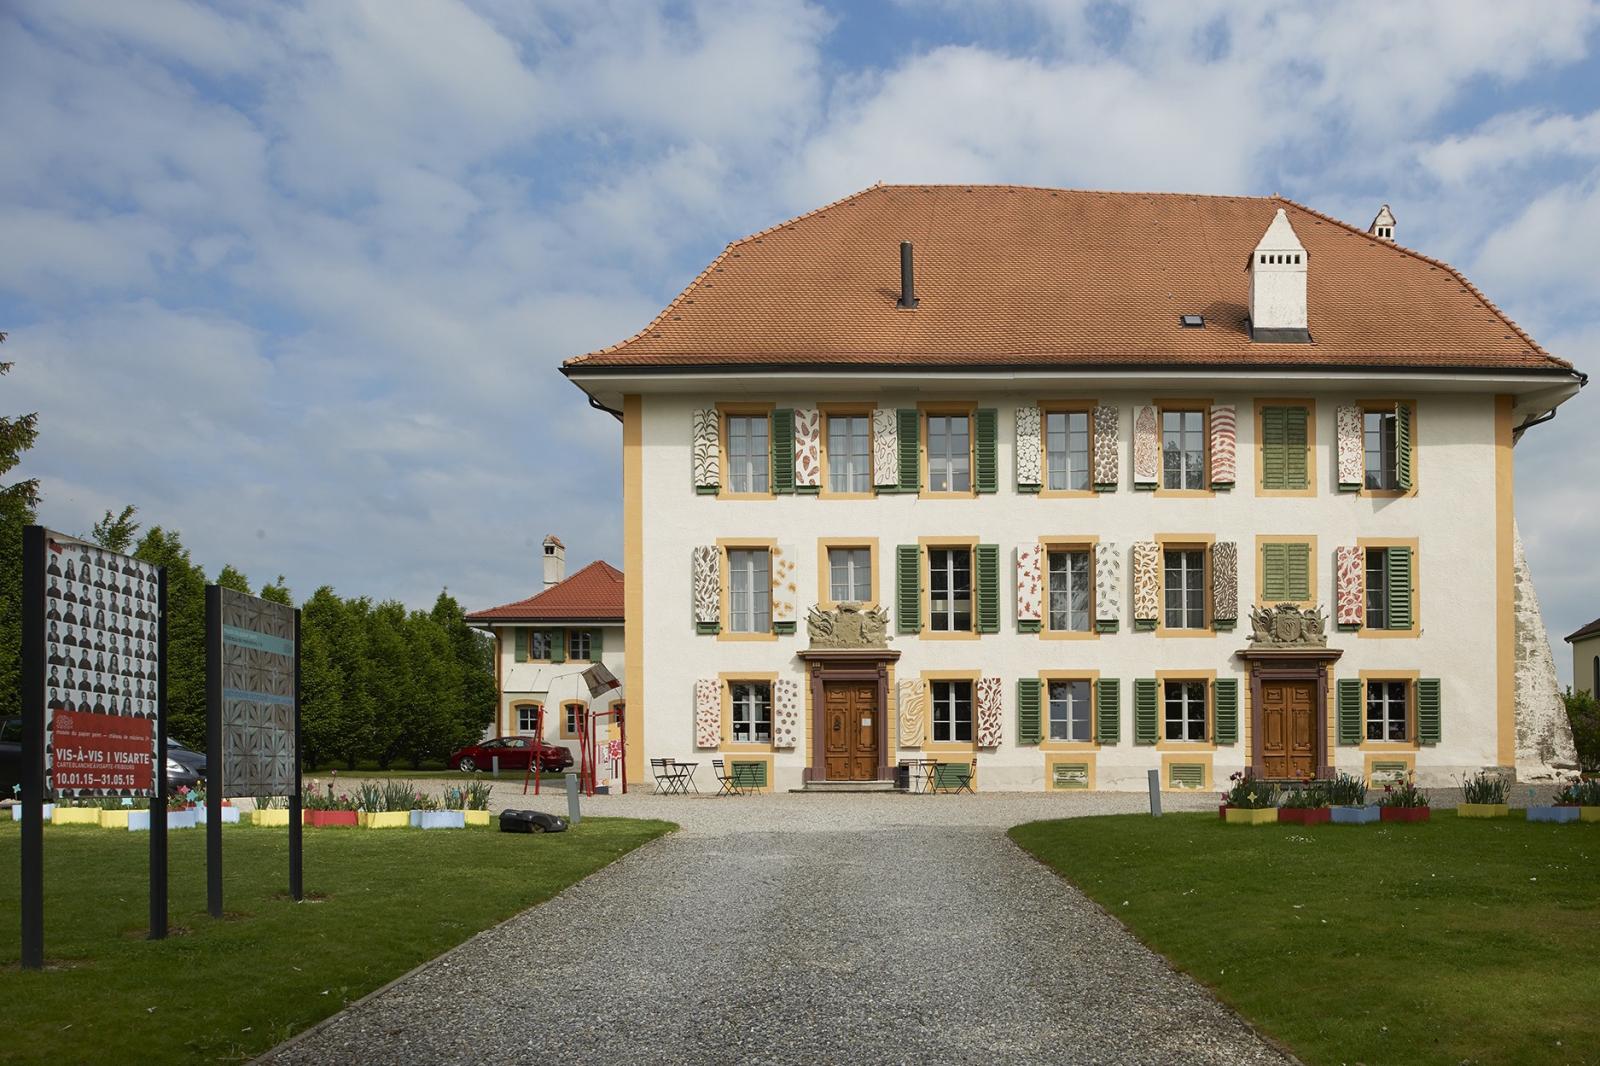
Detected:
[218,588,297,798]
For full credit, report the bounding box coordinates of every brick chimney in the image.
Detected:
[542,535,566,588]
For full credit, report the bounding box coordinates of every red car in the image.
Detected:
[451,736,573,774]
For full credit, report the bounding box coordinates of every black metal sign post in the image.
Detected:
[150,565,168,941]
[289,608,303,902]
[205,584,223,918]
[20,526,45,970]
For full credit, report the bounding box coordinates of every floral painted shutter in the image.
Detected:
[897,408,920,493]
[896,544,921,634]
[1133,678,1158,745]
[872,408,899,490]
[773,678,800,749]
[1015,405,1042,493]
[1335,545,1365,629]
[1015,545,1042,633]
[976,677,1003,748]
[793,408,820,493]
[1209,404,1236,489]
[1095,542,1121,632]
[771,408,794,494]
[1214,678,1239,744]
[692,408,721,494]
[1211,541,1238,629]
[976,544,1001,634]
[692,545,720,634]
[1016,678,1042,745]
[897,678,927,747]
[694,679,722,749]
[1386,546,1414,630]
[1417,678,1442,746]
[1337,678,1362,745]
[1096,678,1121,744]
[514,628,528,663]
[974,408,999,493]
[1395,402,1414,491]
[771,544,797,634]
[1132,405,1159,489]
[1336,404,1363,492]
[1132,541,1160,630]
[1093,405,1120,491]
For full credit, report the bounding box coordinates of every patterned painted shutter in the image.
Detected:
[773,678,800,749]
[976,544,1000,633]
[896,544,921,634]
[1335,545,1365,629]
[514,628,528,663]
[692,408,721,494]
[1132,404,1159,488]
[1209,404,1236,488]
[1284,405,1309,489]
[872,408,899,490]
[1336,404,1363,492]
[1092,405,1119,490]
[771,408,794,494]
[1214,678,1239,744]
[1386,546,1414,630]
[1417,678,1442,746]
[793,408,820,492]
[974,408,999,493]
[1015,405,1041,492]
[1211,541,1238,628]
[771,544,797,633]
[1016,678,1042,745]
[1261,543,1287,601]
[692,545,720,634]
[1131,541,1160,629]
[976,677,1002,748]
[1337,678,1362,745]
[1133,678,1158,745]
[897,408,920,493]
[1015,545,1042,632]
[1096,678,1121,745]
[1260,405,1288,489]
[1095,542,1121,632]
[549,628,566,664]
[897,679,927,747]
[694,679,722,748]
[1395,402,1414,492]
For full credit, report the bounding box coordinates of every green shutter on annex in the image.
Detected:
[1417,678,1442,745]
[1214,678,1239,744]
[513,628,529,662]
[1261,542,1311,602]
[549,628,566,664]
[588,627,603,660]
[1016,678,1042,746]
[897,409,920,493]
[771,408,794,494]
[975,544,1000,633]
[1395,402,1414,492]
[1337,678,1362,745]
[1260,405,1309,491]
[974,408,998,493]
[1096,678,1121,745]
[896,544,921,634]
[1386,546,1414,630]
[1133,678,1158,745]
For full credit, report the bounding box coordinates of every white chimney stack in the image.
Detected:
[1368,204,1396,241]
[1248,208,1309,339]
[542,534,566,588]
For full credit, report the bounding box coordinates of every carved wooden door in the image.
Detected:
[823,681,880,780]
[1261,681,1317,779]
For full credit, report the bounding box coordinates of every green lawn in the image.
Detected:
[1011,813,1600,1066]
[0,815,673,1065]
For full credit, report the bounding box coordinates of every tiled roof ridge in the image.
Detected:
[466,559,624,620]
[1271,194,1566,369]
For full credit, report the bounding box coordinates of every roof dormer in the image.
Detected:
[1369,204,1396,241]
[1247,208,1310,343]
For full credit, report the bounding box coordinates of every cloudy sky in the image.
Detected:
[2,0,1597,681]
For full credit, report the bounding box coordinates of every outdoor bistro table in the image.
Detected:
[916,758,940,794]
[674,761,700,793]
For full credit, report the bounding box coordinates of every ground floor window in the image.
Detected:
[563,701,586,738]
[1164,680,1207,741]
[516,704,542,734]
[731,681,772,743]
[931,680,973,743]
[1048,679,1093,741]
[1366,679,1408,741]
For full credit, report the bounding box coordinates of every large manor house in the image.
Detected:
[482,185,1582,793]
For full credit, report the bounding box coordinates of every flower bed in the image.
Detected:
[1219,772,1278,825]
[304,809,359,828]
[1457,771,1509,818]
[52,807,102,826]
[1375,772,1430,823]
[10,803,55,822]
[1279,779,1331,825]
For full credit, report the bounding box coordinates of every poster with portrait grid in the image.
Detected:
[217,587,297,798]
[42,534,162,799]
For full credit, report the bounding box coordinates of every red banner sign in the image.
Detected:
[50,711,155,792]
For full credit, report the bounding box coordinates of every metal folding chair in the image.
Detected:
[651,758,686,795]
[712,758,745,797]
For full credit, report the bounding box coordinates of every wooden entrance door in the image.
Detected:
[1260,681,1317,778]
[823,681,880,780]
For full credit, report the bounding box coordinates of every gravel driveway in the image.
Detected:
[260,791,1292,1066]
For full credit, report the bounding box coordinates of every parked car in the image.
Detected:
[451,737,573,774]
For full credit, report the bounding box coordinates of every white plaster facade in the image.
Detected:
[486,622,626,757]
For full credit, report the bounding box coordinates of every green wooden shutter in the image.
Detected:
[897,409,920,493]
[1395,402,1413,491]
[975,544,1000,633]
[896,544,921,634]
[1417,678,1442,745]
[974,408,998,493]
[1096,679,1121,745]
[1286,543,1310,601]
[589,627,603,660]
[549,628,566,664]
[1214,678,1239,744]
[1261,543,1287,600]
[514,628,528,662]
[771,408,794,494]
[1134,678,1158,745]
[1386,546,1413,630]
[1260,405,1288,489]
[1284,405,1309,489]
[1016,678,1042,745]
[1337,678,1362,745]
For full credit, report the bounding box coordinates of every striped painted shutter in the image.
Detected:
[1015,544,1042,632]
[514,628,528,662]
[1133,679,1158,745]
[1132,405,1159,488]
[1335,545,1365,628]
[692,407,721,494]
[1337,678,1362,745]
[1015,405,1041,492]
[1214,678,1239,744]
[771,408,794,494]
[1211,541,1238,626]
[549,628,566,664]
[1417,678,1442,745]
[976,544,1001,634]
[1261,405,1288,489]
[1386,546,1414,630]
[897,408,920,493]
[692,545,720,633]
[792,407,820,491]
[1395,402,1414,491]
[1096,678,1121,744]
[896,544,921,634]
[1092,405,1119,490]
[872,408,899,490]
[974,408,998,493]
[1209,404,1236,488]
[1016,678,1042,745]
[1336,404,1363,491]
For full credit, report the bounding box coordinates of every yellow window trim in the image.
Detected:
[1038,669,1101,751]
[719,671,779,753]
[559,699,586,740]
[816,538,880,609]
[716,401,776,500]
[1362,751,1417,788]
[818,404,877,500]
[1357,669,1422,751]
[921,669,981,752]
[1038,536,1100,640]
[1155,669,1218,751]
[1037,399,1099,499]
[717,537,779,643]
[918,536,980,640]
[1254,534,1319,608]
[1253,397,1318,498]
[509,700,543,738]
[1356,536,1421,639]
[1154,533,1216,638]
[1045,754,1098,790]
[1160,752,1214,792]
[1154,399,1215,498]
[918,401,978,499]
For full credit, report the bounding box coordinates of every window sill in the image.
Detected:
[923,741,978,755]
[1155,627,1217,639]
[1357,628,1419,640]
[1154,488,1215,498]
[918,490,978,500]
[716,631,779,643]
[717,491,776,501]
[1156,739,1217,752]
[1040,628,1099,641]
[1040,739,1100,753]
[722,741,776,754]
[920,630,981,641]
[1037,488,1097,500]
[818,490,876,500]
[1359,739,1419,752]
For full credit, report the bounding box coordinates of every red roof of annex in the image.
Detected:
[467,561,623,623]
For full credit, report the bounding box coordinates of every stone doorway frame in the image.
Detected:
[1235,647,1343,780]
[797,649,900,782]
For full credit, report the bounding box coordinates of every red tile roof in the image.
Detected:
[467,561,623,623]
[564,184,1571,374]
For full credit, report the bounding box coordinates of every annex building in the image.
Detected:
[562,185,1582,793]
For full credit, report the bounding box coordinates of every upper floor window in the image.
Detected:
[529,630,554,660]
[1364,546,1415,631]
[567,629,591,661]
[730,681,772,743]
[726,415,769,494]
[1162,409,1206,490]
[931,680,973,743]
[1164,549,1207,630]
[1048,679,1093,742]
[1047,550,1091,632]
[828,547,872,604]
[1045,411,1090,492]
[827,414,871,494]
[1164,680,1207,741]
[928,548,972,632]
[727,549,771,633]
[1363,410,1398,490]
[926,414,971,493]
[1366,679,1408,741]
